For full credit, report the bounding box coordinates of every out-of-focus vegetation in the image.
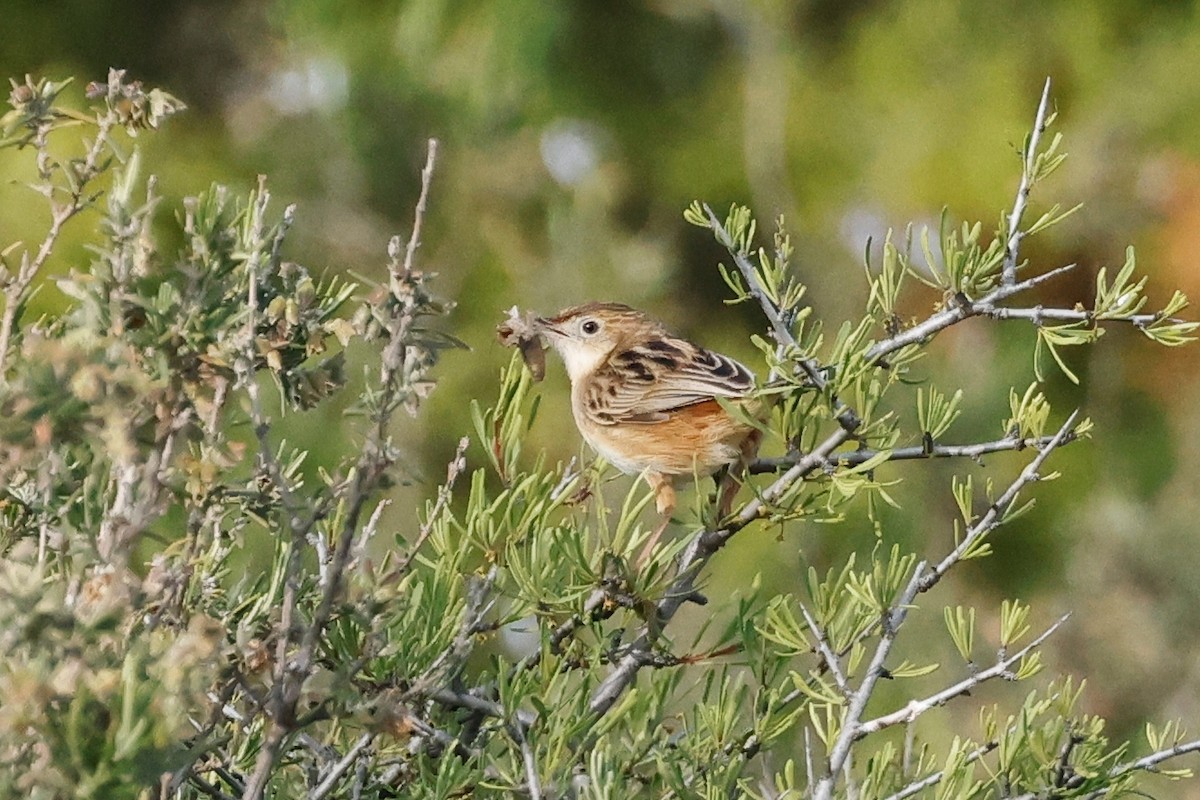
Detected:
[3,1,1200,793]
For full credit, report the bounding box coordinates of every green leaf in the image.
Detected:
[999,599,1031,647]
[944,605,976,661]
[889,660,940,678]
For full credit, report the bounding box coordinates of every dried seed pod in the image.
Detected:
[497,306,547,381]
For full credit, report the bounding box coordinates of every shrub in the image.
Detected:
[0,71,1196,799]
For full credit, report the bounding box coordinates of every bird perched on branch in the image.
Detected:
[499,302,760,562]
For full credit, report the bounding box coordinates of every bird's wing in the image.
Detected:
[583,339,755,425]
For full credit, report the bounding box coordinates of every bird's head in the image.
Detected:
[537,302,662,383]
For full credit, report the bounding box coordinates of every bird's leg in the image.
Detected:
[715,467,741,522]
[636,473,675,567]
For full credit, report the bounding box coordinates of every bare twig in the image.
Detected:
[242,139,442,800]
[1002,78,1052,286]
[386,435,468,580]
[881,742,998,800]
[854,614,1070,740]
[310,734,375,800]
[814,562,926,800]
[426,686,506,719]
[95,401,192,562]
[978,304,1185,328]
[919,411,1079,594]
[804,728,816,797]
[704,204,861,434]
[0,114,117,380]
[239,187,309,800]
[1104,739,1200,782]
[799,600,850,694]
[402,138,438,276]
[517,726,543,800]
[750,430,1078,474]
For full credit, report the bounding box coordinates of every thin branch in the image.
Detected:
[239,189,309,800]
[977,303,1188,329]
[511,585,614,675]
[814,562,926,800]
[240,191,303,660]
[310,734,375,800]
[881,742,998,800]
[242,140,442,800]
[854,614,1070,739]
[304,137,441,657]
[295,137,442,668]
[516,726,543,800]
[426,686,506,719]
[1054,731,1086,789]
[355,499,389,567]
[798,600,850,694]
[750,430,1077,475]
[704,203,861,434]
[805,728,816,796]
[862,263,1079,365]
[1106,739,1200,780]
[407,565,499,694]
[703,208,795,347]
[386,435,468,580]
[919,411,1079,594]
[0,114,117,380]
[902,719,917,780]
[1002,77,1052,286]
[400,705,478,761]
[402,138,438,276]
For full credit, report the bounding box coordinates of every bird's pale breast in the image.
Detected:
[574,399,752,479]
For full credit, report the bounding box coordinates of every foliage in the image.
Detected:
[0,71,1197,800]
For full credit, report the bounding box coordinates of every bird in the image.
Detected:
[531,302,761,561]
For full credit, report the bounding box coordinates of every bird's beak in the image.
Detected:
[535,316,564,336]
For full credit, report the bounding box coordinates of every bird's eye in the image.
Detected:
[581,319,600,335]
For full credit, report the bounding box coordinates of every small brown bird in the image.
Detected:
[534,302,760,559]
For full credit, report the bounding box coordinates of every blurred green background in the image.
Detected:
[4,0,1200,780]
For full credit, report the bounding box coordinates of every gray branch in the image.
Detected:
[704,203,861,434]
[881,742,998,800]
[750,430,1077,475]
[813,562,926,800]
[919,411,1079,594]
[242,140,441,800]
[0,112,117,380]
[854,614,1070,740]
[979,302,1187,329]
[1002,78,1052,286]
[517,726,543,800]
[799,600,850,694]
[310,733,375,800]
[863,262,1079,365]
[1001,737,1200,800]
